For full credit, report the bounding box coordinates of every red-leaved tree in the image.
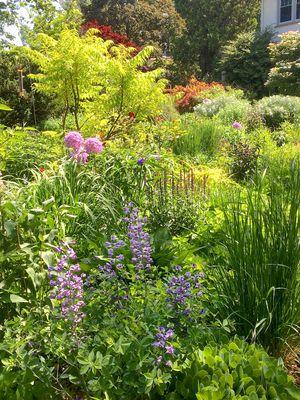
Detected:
[81,20,141,53]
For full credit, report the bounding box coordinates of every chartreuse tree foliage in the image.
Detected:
[20,0,82,41]
[25,28,168,135]
[83,45,167,138]
[266,31,300,96]
[24,29,111,130]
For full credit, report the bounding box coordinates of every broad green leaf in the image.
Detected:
[286,387,300,399]
[41,251,55,267]
[10,294,28,303]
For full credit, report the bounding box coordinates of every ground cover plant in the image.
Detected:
[0,4,300,398]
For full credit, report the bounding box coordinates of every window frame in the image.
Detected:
[278,0,300,24]
[296,0,300,20]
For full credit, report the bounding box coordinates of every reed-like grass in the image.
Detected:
[173,119,222,158]
[213,160,300,355]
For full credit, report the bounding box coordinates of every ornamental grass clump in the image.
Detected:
[213,161,300,354]
[48,243,86,325]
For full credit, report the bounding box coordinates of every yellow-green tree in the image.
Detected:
[25,28,168,136]
[25,29,111,130]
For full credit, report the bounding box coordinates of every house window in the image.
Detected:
[297,0,300,19]
[280,0,293,22]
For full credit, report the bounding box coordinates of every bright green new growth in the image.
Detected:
[24,28,168,135]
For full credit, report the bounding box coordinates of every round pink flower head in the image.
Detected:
[85,137,103,154]
[64,131,84,151]
[232,121,243,130]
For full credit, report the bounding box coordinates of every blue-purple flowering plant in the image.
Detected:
[166,264,205,324]
[152,326,177,368]
[123,203,153,274]
[95,203,154,310]
[98,203,153,279]
[48,243,86,325]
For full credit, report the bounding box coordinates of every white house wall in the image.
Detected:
[261,0,300,34]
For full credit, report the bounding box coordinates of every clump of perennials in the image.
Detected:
[64,131,103,164]
[97,204,153,308]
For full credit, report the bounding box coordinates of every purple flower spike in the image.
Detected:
[166,345,175,355]
[48,243,85,325]
[125,204,153,272]
[156,356,163,364]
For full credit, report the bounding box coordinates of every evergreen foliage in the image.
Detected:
[219,29,274,98]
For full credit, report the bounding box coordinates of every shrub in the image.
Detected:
[212,161,300,354]
[81,20,140,52]
[219,29,273,98]
[0,48,54,127]
[267,31,300,96]
[194,92,251,124]
[167,79,224,113]
[0,129,63,179]
[255,95,300,130]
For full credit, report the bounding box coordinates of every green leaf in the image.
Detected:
[286,387,300,399]
[41,251,55,267]
[4,220,16,236]
[0,103,12,111]
[10,294,28,303]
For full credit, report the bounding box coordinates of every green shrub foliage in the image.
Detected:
[0,48,54,127]
[267,31,300,96]
[219,29,273,97]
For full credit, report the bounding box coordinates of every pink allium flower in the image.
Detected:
[232,121,243,130]
[74,151,89,164]
[203,98,212,105]
[64,131,84,151]
[85,137,103,154]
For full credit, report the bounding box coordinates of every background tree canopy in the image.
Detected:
[173,0,260,78]
[79,0,185,49]
[79,0,260,79]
